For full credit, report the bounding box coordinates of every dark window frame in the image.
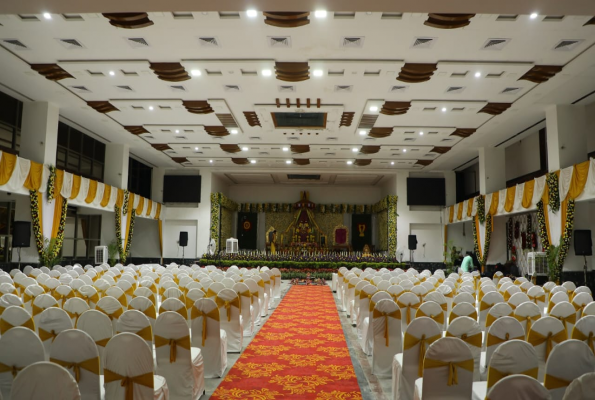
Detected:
[56,122,105,182]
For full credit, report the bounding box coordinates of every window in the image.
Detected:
[0,90,23,154]
[61,207,102,260]
[56,122,105,181]
[128,157,152,199]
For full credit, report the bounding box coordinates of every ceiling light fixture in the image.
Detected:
[148,106,154,111]
[109,71,115,76]
[313,69,323,77]
[530,13,538,19]
[261,69,272,77]
[391,161,394,165]
[209,159,213,163]
[352,147,358,153]
[441,107,447,112]
[314,10,328,18]
[419,131,424,136]
[474,72,481,78]
[286,160,292,164]
[369,106,379,112]
[230,129,238,134]
[175,130,179,133]
[359,130,367,136]
[242,146,249,151]
[43,12,52,20]
[282,147,289,152]
[346,160,353,165]
[250,159,256,164]
[246,10,258,18]
[191,70,201,76]
[194,147,199,150]
[403,149,407,153]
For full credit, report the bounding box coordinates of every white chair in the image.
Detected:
[243,279,261,327]
[106,286,128,308]
[103,333,169,400]
[485,303,513,330]
[415,301,445,331]
[95,296,124,333]
[37,307,74,358]
[550,301,578,337]
[413,337,474,400]
[78,285,100,308]
[352,281,369,325]
[0,306,34,335]
[447,316,482,381]
[76,310,114,372]
[527,286,547,313]
[562,372,595,400]
[548,291,570,315]
[0,327,45,400]
[507,292,530,311]
[572,292,593,321]
[31,293,58,327]
[128,296,157,328]
[423,292,448,323]
[215,288,243,353]
[363,291,392,355]
[480,292,505,331]
[116,310,154,351]
[513,301,542,338]
[487,375,550,400]
[544,339,595,400]
[397,292,421,333]
[358,285,379,338]
[0,293,23,315]
[155,311,205,400]
[372,299,401,377]
[572,315,595,353]
[159,298,187,321]
[232,282,253,337]
[449,302,478,324]
[528,316,568,381]
[50,329,101,400]
[253,276,269,316]
[12,361,81,400]
[482,316,526,379]
[190,298,227,378]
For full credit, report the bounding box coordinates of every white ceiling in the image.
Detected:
[0,10,594,175]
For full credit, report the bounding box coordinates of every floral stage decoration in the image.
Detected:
[46,165,56,202]
[546,172,560,213]
[476,195,485,224]
[472,213,492,270]
[30,190,45,254]
[29,188,68,264]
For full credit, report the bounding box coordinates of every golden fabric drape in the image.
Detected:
[457,202,463,220]
[155,203,162,219]
[115,189,124,208]
[522,180,535,209]
[23,161,44,191]
[70,175,81,199]
[146,200,153,216]
[54,169,64,198]
[100,185,111,207]
[449,206,454,223]
[85,180,97,203]
[504,186,516,212]
[136,197,144,214]
[49,357,100,382]
[37,191,44,237]
[0,152,17,185]
[567,161,590,200]
[124,208,133,254]
[475,215,482,259]
[489,192,499,216]
[542,177,550,205]
[467,197,474,217]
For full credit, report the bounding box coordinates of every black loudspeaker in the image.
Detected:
[408,235,418,250]
[13,221,31,247]
[574,230,592,256]
[179,232,188,247]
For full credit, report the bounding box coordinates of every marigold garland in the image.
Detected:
[50,198,68,259]
[555,199,575,280]
[114,205,125,263]
[547,172,560,213]
[124,210,136,262]
[536,200,550,251]
[29,190,44,254]
[472,213,492,267]
[46,165,56,202]
[122,190,130,216]
[476,196,485,224]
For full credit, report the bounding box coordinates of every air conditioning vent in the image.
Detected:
[326,137,338,141]
[249,136,261,140]
[206,69,222,75]
[224,85,241,92]
[428,131,438,134]
[410,148,419,152]
[425,154,434,157]
[328,70,344,76]
[342,36,365,48]
[411,37,436,49]
[334,85,353,92]
[177,136,188,140]
[160,129,171,132]
[334,12,355,19]
[364,137,376,141]
[116,85,134,92]
[144,135,154,139]
[173,12,194,19]
[451,72,468,78]
[122,70,138,76]
[57,38,84,49]
[131,106,144,110]
[423,107,436,112]
[70,86,91,93]
[126,37,150,48]
[543,15,564,21]
[159,106,172,110]
[441,138,453,142]
[288,137,300,141]
[451,107,465,111]
[486,72,504,78]
[268,36,291,47]
[2,39,28,50]
[553,39,583,51]
[390,85,409,92]
[496,15,517,21]
[258,152,269,155]
[278,85,295,92]
[18,15,39,21]
[87,70,104,76]
[62,14,84,21]
[241,70,257,76]
[482,38,510,50]
[218,12,240,19]
[287,174,321,180]
[364,70,380,76]
[501,87,521,94]
[404,138,415,141]
[382,12,403,19]
[198,37,219,47]
[446,86,465,94]
[169,85,186,92]
[324,153,336,156]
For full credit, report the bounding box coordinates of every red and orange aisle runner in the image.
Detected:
[211,285,363,400]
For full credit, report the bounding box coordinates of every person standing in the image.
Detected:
[461,252,474,273]
[269,230,277,255]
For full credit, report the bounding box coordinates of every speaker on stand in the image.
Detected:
[179,231,188,265]
[574,230,592,286]
[408,234,418,264]
[13,221,31,270]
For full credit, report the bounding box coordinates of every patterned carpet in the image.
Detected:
[211,285,363,399]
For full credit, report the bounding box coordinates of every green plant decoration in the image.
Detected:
[107,239,119,267]
[547,172,560,213]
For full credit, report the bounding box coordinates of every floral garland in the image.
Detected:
[387,195,398,255]
[555,199,575,279]
[472,213,492,267]
[526,214,533,235]
[29,190,44,254]
[46,165,56,202]
[114,205,125,263]
[234,197,392,214]
[476,196,485,224]
[122,190,130,216]
[50,198,68,259]
[547,172,560,213]
[210,193,221,252]
[506,218,513,251]
[123,210,136,262]
[536,200,550,251]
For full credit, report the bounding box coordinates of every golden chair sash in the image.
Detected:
[250,291,259,305]
[423,358,474,386]
[190,307,220,346]
[553,313,576,327]
[116,293,128,308]
[81,292,100,305]
[39,328,60,342]
[486,332,524,347]
[479,300,493,312]
[117,326,152,342]
[372,308,401,347]
[104,369,153,400]
[123,286,134,297]
[445,331,482,348]
[0,362,23,378]
[397,300,420,325]
[158,305,186,320]
[185,296,197,310]
[95,337,110,347]
[438,302,448,312]
[206,288,218,298]
[31,303,46,317]
[403,332,441,377]
[215,296,241,322]
[0,318,35,334]
[486,366,538,389]
[129,305,157,320]
[486,312,511,328]
[514,314,540,338]
[96,306,123,320]
[50,356,100,382]
[238,290,251,309]
[527,329,568,360]
[544,374,572,390]
[154,334,191,363]
[52,289,75,303]
[449,310,478,324]
[528,294,545,304]
[442,291,453,299]
[416,309,445,325]
[348,283,355,289]
[65,310,84,324]
[571,329,595,354]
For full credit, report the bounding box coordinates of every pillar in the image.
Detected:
[103,144,129,189]
[478,147,506,194]
[444,171,456,206]
[19,101,59,165]
[151,167,165,203]
[546,105,589,171]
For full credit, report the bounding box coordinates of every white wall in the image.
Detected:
[588,103,595,154]
[130,218,161,259]
[410,223,444,262]
[447,221,475,255]
[564,201,594,272]
[162,219,197,259]
[488,216,508,265]
[227,184,384,204]
[505,130,541,181]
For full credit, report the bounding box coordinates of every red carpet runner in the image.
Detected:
[211,285,363,399]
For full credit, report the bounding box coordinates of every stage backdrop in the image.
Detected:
[376,210,388,251]
[264,211,343,246]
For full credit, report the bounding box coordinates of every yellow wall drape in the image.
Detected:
[23,161,44,191]
[85,180,97,204]
[69,175,81,199]
[128,193,135,214]
[136,197,144,215]
[542,178,550,205]
[543,202,552,245]
[115,189,124,208]
[0,153,17,185]
[155,203,162,220]
[467,197,474,217]
[504,186,516,213]
[489,192,499,216]
[567,161,590,200]
[449,206,454,223]
[100,185,111,207]
[457,202,464,221]
[522,180,535,209]
[54,170,64,199]
[146,200,153,217]
[561,199,568,235]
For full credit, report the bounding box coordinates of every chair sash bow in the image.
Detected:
[486,311,511,328]
[50,356,100,382]
[104,369,153,400]
[403,332,441,377]
[416,308,445,325]
[96,305,123,320]
[39,328,60,342]
[486,366,538,389]
[423,358,473,386]
[0,362,23,378]
[215,296,241,321]
[190,307,220,346]
[527,329,568,360]
[397,300,420,325]
[372,308,401,347]
[445,331,482,348]
[571,329,595,354]
[154,335,191,363]
[513,314,539,338]
[486,332,524,347]
[544,374,572,390]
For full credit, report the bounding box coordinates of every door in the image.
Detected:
[237,212,258,250]
[351,214,372,252]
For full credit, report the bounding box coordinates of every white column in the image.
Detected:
[197,170,213,255]
[479,147,506,194]
[546,105,589,171]
[19,101,59,165]
[104,144,129,189]
[444,171,456,206]
[151,167,165,203]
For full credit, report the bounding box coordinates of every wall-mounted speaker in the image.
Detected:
[179,231,188,247]
[13,221,30,248]
[408,235,417,250]
[574,230,592,256]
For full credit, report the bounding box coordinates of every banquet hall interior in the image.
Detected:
[1,0,595,399]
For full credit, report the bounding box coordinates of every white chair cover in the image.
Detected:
[396,292,420,333]
[487,375,551,400]
[358,285,378,338]
[528,316,568,381]
[450,302,478,324]
[572,293,593,321]
[103,333,168,400]
[116,310,153,351]
[550,301,578,337]
[0,306,34,335]
[571,315,595,354]
[362,291,391,355]
[216,288,243,352]
[243,279,261,327]
[562,372,595,400]
[485,303,513,330]
[508,292,530,311]
[190,298,227,378]
[128,296,157,328]
[50,329,100,400]
[482,316,525,378]
[232,282,253,337]
[513,301,542,337]
[527,286,547,314]
[78,285,100,308]
[544,339,595,400]
[447,316,482,381]
[37,307,74,358]
[480,292,505,331]
[76,310,114,372]
[416,301,445,331]
[12,361,81,400]
[95,296,124,333]
[0,293,23,314]
[31,293,58,327]
[372,299,401,377]
[106,286,127,308]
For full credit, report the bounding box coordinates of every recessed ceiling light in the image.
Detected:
[282,147,289,152]
[359,130,367,136]
[313,70,323,77]
[314,10,328,18]
[191,70,201,76]
[285,160,292,164]
[530,13,538,19]
[175,130,179,134]
[209,159,213,163]
[194,147,199,150]
[148,106,154,111]
[419,131,424,136]
[369,106,379,112]
[246,10,258,18]
[43,12,52,20]
[261,69,272,77]
[352,147,358,153]
[109,71,115,76]
[391,161,394,165]
[250,159,256,164]
[230,129,238,134]
[403,149,407,153]
[242,146,249,151]
[441,107,447,112]
[474,72,481,78]
[346,160,353,165]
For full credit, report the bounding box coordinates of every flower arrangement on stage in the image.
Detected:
[387,195,398,255]
[537,200,550,251]
[46,165,56,202]
[506,218,513,251]
[210,193,221,252]
[122,190,130,215]
[234,197,394,215]
[547,172,560,213]
[472,213,492,268]
[476,196,485,224]
[202,251,401,264]
[30,190,44,254]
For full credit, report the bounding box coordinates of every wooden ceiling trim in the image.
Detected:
[478,103,512,115]
[339,112,355,127]
[416,159,433,166]
[87,101,119,114]
[216,114,239,128]
[124,126,149,135]
[102,13,154,29]
[183,100,214,114]
[290,144,310,154]
[397,63,438,83]
[380,101,411,116]
[424,13,475,29]
[584,17,595,26]
[354,159,372,166]
[149,62,190,82]
[243,111,261,127]
[430,146,452,154]
[171,157,189,164]
[518,65,563,83]
[450,128,476,138]
[205,126,230,137]
[220,144,242,153]
[264,12,310,28]
[360,145,381,154]
[30,64,74,81]
[293,159,310,165]
[151,144,172,151]
[368,127,393,138]
[232,158,250,165]
[275,62,310,82]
